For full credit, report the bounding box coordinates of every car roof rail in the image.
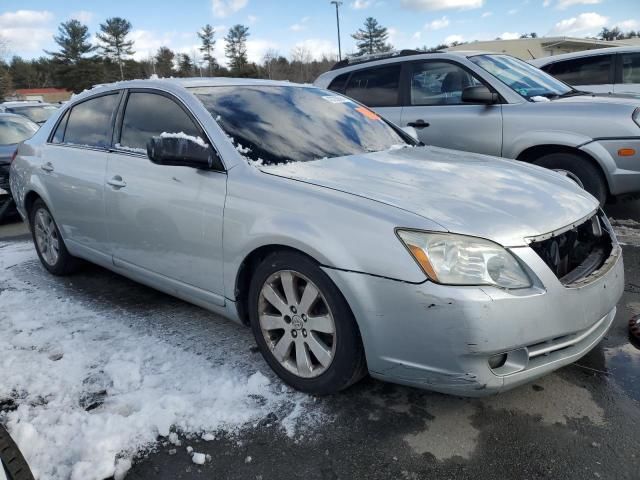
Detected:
[330,49,436,71]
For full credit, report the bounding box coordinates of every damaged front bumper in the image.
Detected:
[322,242,624,397]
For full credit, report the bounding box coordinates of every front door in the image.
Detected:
[400,60,503,156]
[104,90,227,297]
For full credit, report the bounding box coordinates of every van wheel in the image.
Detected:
[29,199,80,275]
[248,251,367,395]
[533,152,607,206]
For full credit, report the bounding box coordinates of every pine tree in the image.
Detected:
[96,17,135,80]
[351,17,393,56]
[46,20,95,64]
[0,68,12,101]
[198,24,217,75]
[154,47,175,77]
[225,24,250,73]
[177,53,195,77]
[45,20,104,93]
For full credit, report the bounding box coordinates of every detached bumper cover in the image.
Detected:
[323,244,624,396]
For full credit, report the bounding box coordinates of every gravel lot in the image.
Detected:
[0,200,639,480]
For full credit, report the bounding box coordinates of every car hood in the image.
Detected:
[260,146,599,247]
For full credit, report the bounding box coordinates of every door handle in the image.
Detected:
[407,119,430,129]
[107,176,127,189]
[40,162,54,172]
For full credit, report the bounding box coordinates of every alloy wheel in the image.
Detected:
[258,270,337,378]
[33,208,59,266]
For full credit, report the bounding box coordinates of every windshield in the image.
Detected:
[469,54,573,100]
[0,115,39,145]
[191,85,409,166]
[7,105,58,124]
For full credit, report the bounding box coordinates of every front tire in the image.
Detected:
[29,199,80,275]
[248,251,367,395]
[533,152,608,206]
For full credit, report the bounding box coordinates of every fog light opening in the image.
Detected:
[630,315,640,349]
[488,353,508,369]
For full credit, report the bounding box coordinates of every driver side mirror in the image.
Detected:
[147,135,221,170]
[461,85,499,104]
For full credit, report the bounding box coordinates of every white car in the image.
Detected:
[530,46,640,95]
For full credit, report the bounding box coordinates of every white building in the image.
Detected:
[447,36,640,60]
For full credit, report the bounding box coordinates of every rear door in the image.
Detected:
[400,60,503,156]
[41,92,121,258]
[105,89,227,298]
[329,64,404,125]
[614,52,640,95]
[543,54,615,93]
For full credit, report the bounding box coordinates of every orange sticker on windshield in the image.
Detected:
[355,106,381,121]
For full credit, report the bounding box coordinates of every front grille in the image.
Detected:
[529,212,613,286]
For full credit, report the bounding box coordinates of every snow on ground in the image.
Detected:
[0,242,320,480]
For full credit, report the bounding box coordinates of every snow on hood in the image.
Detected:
[260,146,598,246]
[0,242,321,480]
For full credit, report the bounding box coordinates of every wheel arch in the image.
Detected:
[516,144,610,195]
[233,244,360,331]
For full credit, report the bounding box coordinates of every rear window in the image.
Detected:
[0,116,39,145]
[545,55,612,85]
[7,105,57,124]
[63,94,119,148]
[192,85,408,166]
[344,65,401,107]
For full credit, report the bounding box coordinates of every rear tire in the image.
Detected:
[248,251,367,395]
[533,152,608,206]
[29,199,80,275]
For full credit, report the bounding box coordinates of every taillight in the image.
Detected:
[10,149,18,163]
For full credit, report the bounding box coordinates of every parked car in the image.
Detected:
[0,101,58,125]
[0,113,39,222]
[530,46,640,95]
[11,78,623,396]
[315,50,640,205]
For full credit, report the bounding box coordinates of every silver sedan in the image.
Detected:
[10,78,624,396]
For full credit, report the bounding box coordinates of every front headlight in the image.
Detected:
[397,230,532,289]
[633,107,640,128]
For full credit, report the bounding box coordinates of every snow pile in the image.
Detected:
[0,242,318,480]
[159,131,208,148]
[531,96,551,102]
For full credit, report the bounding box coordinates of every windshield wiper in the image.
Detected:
[551,90,590,99]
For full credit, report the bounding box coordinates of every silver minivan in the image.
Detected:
[315,50,640,205]
[530,46,640,96]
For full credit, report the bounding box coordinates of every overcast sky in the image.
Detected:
[1,0,638,65]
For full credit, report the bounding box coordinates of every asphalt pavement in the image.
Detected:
[0,200,639,480]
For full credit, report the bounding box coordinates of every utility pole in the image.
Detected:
[330,1,343,61]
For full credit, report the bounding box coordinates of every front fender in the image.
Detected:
[222,168,443,299]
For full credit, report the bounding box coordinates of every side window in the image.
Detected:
[328,73,350,94]
[621,53,640,84]
[410,61,483,106]
[344,65,401,107]
[118,92,203,152]
[547,55,612,85]
[63,94,119,148]
[51,110,69,144]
